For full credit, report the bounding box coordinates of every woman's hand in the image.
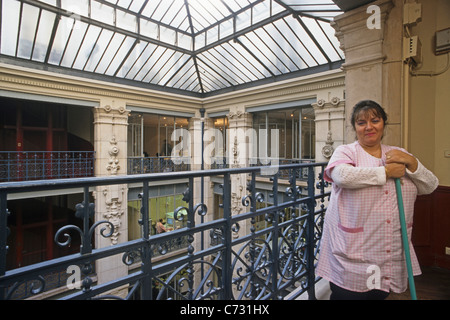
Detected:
[385,149,418,173]
[385,162,406,179]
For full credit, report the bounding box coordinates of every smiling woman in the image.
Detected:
[351,100,388,158]
[316,99,439,300]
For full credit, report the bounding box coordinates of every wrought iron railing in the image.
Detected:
[0,151,95,182]
[0,163,330,300]
[128,156,190,174]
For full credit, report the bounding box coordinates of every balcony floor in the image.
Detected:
[387,266,450,300]
[298,266,450,300]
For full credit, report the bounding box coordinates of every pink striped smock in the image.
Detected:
[316,141,439,293]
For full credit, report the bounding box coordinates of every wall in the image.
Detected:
[408,0,450,186]
[408,0,450,269]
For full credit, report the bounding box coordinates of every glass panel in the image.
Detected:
[252,1,271,25]
[236,10,251,33]
[48,16,72,65]
[17,4,40,59]
[224,42,267,79]
[167,59,196,89]
[160,26,176,46]
[266,23,305,70]
[159,116,174,157]
[287,16,327,65]
[60,20,89,68]
[94,33,125,74]
[128,0,146,13]
[72,25,102,70]
[178,33,192,51]
[199,50,239,86]
[1,0,20,56]
[301,107,315,159]
[116,10,137,33]
[301,16,338,62]
[124,42,158,80]
[146,49,178,84]
[255,26,298,72]
[159,0,184,26]
[206,26,219,46]
[135,46,166,82]
[84,29,114,72]
[32,10,57,62]
[91,1,115,26]
[158,53,190,86]
[127,113,142,157]
[61,0,89,16]
[194,32,206,50]
[140,19,159,39]
[318,19,345,59]
[128,200,141,240]
[273,18,316,67]
[105,36,136,76]
[219,19,233,40]
[239,33,284,75]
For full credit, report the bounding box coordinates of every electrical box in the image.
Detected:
[436,28,450,55]
[403,2,422,26]
[404,36,422,64]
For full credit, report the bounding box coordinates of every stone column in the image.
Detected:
[226,110,253,238]
[313,97,346,163]
[93,100,129,294]
[332,0,403,146]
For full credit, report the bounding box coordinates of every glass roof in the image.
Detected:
[0,0,344,97]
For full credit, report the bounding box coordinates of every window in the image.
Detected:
[127,113,190,158]
[252,107,315,162]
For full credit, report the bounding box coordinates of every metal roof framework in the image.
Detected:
[0,0,344,98]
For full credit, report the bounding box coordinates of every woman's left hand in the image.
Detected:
[385,150,418,173]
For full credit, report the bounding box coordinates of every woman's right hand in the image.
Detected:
[385,162,406,179]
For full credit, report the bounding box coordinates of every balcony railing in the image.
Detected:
[0,162,330,300]
[128,156,190,174]
[0,151,95,182]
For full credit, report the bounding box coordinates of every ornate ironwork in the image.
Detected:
[0,163,329,300]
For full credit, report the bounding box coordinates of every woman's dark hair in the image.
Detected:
[350,100,388,129]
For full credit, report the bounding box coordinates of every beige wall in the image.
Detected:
[408,0,450,186]
[332,0,449,187]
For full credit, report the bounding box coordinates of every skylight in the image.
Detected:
[0,0,344,97]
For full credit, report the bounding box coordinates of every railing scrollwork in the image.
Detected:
[0,163,329,300]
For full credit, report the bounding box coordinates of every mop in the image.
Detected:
[394,178,418,300]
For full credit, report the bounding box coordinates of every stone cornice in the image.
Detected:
[203,69,345,111]
[0,63,202,111]
[0,63,345,115]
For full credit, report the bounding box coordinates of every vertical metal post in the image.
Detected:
[306,165,316,300]
[222,172,232,300]
[200,108,205,287]
[271,173,280,299]
[83,187,94,255]
[0,192,7,277]
[0,191,6,300]
[140,182,152,300]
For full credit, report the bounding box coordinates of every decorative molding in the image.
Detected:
[107,136,121,175]
[102,186,125,246]
[228,111,244,119]
[322,131,335,159]
[313,97,345,111]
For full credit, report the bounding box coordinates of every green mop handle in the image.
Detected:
[394,178,417,300]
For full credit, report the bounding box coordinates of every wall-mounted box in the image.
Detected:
[404,36,422,64]
[436,28,450,55]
